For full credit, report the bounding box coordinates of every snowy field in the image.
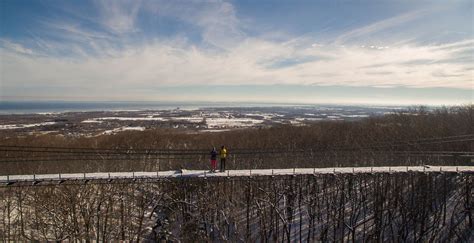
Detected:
[84,116,264,127]
[0,122,57,130]
[1,166,472,183]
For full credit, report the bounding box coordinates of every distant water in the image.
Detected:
[0,101,304,114]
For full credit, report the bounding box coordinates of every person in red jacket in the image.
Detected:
[210,147,218,172]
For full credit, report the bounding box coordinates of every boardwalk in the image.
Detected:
[2,166,473,185]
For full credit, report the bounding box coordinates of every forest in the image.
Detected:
[1,172,473,241]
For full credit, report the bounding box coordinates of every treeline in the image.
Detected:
[1,172,472,241]
[0,105,472,174]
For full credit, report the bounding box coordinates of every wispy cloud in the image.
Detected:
[2,37,472,90]
[142,0,244,49]
[334,9,432,44]
[0,40,34,55]
[0,0,472,103]
[94,0,142,34]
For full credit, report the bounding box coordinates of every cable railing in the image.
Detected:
[0,134,471,176]
[0,151,472,163]
[0,133,472,155]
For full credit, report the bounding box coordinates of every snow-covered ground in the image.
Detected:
[0,122,57,130]
[295,118,323,122]
[84,116,263,129]
[102,126,146,134]
[205,117,263,128]
[80,119,103,123]
[85,117,166,122]
[199,129,232,133]
[1,166,472,183]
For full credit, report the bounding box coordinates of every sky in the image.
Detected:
[0,0,473,105]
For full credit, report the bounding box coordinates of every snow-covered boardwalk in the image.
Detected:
[1,166,473,184]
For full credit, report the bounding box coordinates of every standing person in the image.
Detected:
[220,145,227,172]
[210,147,217,172]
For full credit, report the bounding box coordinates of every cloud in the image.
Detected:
[0,0,472,102]
[0,40,34,55]
[1,37,472,92]
[25,0,244,56]
[94,0,142,34]
[334,9,431,44]
[142,0,244,50]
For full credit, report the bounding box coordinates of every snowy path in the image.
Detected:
[1,166,473,184]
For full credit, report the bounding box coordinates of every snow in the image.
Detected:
[341,114,370,118]
[120,126,145,131]
[295,118,323,122]
[200,129,232,133]
[85,116,264,128]
[37,112,60,115]
[1,166,472,183]
[0,122,57,130]
[81,120,103,123]
[170,117,204,122]
[244,113,276,120]
[205,118,264,128]
[88,117,166,121]
[102,126,145,134]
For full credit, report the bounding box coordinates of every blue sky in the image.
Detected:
[0,0,472,105]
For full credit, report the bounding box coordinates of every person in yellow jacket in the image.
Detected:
[219,145,227,172]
